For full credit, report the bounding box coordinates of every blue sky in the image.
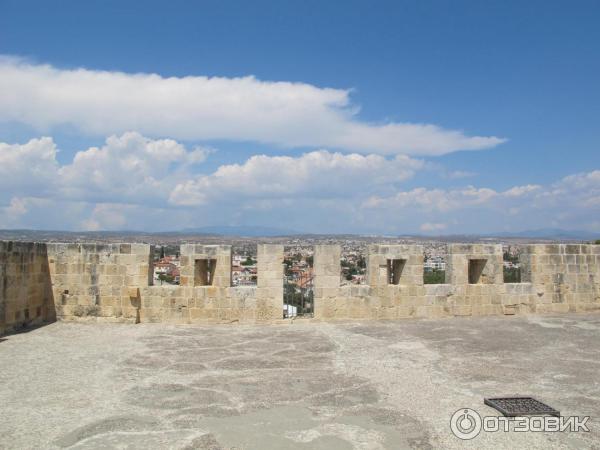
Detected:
[0,0,599,234]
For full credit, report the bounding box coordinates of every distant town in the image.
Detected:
[4,227,598,295]
[146,237,525,288]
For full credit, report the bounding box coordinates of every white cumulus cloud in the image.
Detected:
[59,131,211,203]
[0,132,598,234]
[0,56,505,156]
[0,137,59,197]
[359,172,600,233]
[169,151,424,206]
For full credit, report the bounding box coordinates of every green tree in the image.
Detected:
[503,267,521,283]
[424,269,445,284]
[158,273,174,284]
[503,251,519,264]
[283,258,293,276]
[241,256,255,266]
[284,283,302,307]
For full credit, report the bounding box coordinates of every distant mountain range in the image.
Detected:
[485,228,599,240]
[0,227,597,241]
[179,226,299,237]
[178,226,598,240]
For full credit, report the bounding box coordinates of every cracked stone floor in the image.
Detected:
[1,314,599,449]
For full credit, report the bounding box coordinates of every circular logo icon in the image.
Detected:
[450,408,482,440]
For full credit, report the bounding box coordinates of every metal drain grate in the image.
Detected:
[484,397,560,417]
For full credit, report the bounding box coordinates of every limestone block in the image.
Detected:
[453,305,472,316]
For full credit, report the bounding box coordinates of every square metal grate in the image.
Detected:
[484,397,560,417]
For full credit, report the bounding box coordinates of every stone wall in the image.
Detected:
[1,240,599,334]
[312,243,600,320]
[0,242,54,335]
[524,244,600,314]
[40,242,284,325]
[138,244,282,324]
[47,243,151,323]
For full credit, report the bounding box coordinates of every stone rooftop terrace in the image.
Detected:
[1,313,598,449]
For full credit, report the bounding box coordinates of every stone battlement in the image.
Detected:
[1,241,599,334]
